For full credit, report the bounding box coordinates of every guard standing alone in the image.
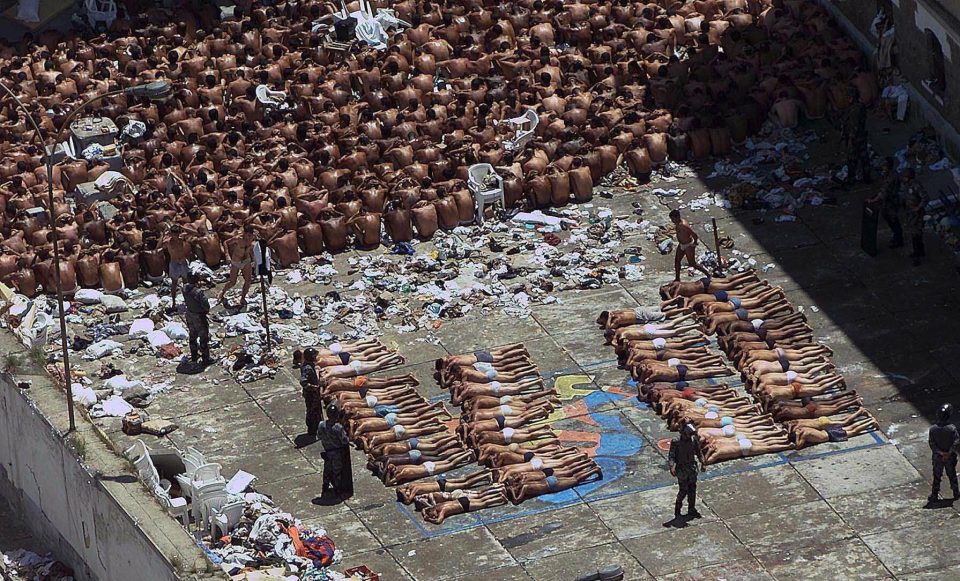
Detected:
[901,168,928,266]
[318,403,354,500]
[300,348,324,439]
[928,403,960,503]
[183,272,212,368]
[866,157,904,249]
[669,423,705,520]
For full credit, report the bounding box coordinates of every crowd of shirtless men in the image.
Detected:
[0,0,878,304]
[316,342,602,524]
[598,271,879,463]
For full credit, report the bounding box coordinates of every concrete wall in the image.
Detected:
[0,373,182,581]
[824,0,960,158]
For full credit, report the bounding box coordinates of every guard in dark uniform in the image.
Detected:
[300,348,323,438]
[867,157,903,248]
[901,168,928,266]
[668,423,705,519]
[182,272,212,367]
[845,88,871,185]
[929,403,959,503]
[318,403,353,500]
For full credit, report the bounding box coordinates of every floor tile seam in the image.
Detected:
[788,457,900,580]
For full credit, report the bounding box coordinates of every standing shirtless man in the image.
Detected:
[671,209,711,282]
[217,224,255,308]
[160,224,195,311]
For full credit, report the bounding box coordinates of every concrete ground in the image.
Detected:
[70,109,960,581]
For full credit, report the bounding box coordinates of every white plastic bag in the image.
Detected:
[85,340,123,359]
[129,318,155,339]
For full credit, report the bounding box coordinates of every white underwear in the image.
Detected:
[721,424,736,437]
[530,457,544,470]
[384,413,398,427]
[502,427,515,443]
[485,369,498,380]
[500,404,514,415]
[643,323,659,334]
[409,449,422,461]
[393,425,406,438]
[350,360,362,373]
[490,381,501,394]
[424,461,436,475]
[694,398,708,408]
[652,337,667,349]
[704,411,719,420]
[473,362,494,372]
[499,395,513,404]
[751,319,764,331]
[329,342,343,354]
[785,371,798,382]
[738,437,752,452]
[365,395,378,408]
[668,357,681,367]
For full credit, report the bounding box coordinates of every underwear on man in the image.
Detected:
[424,461,436,475]
[735,307,749,321]
[495,415,507,429]
[751,318,764,331]
[474,350,494,363]
[777,349,790,372]
[729,297,742,309]
[721,424,736,437]
[720,416,734,426]
[502,427,515,443]
[523,451,535,462]
[652,337,667,349]
[738,437,752,453]
[408,437,420,450]
[375,404,400,417]
[825,426,848,442]
[355,375,368,388]
[700,276,711,292]
[408,449,422,462]
[384,412,398,427]
[358,387,369,398]
[676,364,689,381]
[393,425,406,438]
[546,474,559,491]
[667,357,681,368]
[338,352,351,365]
[499,395,513,404]
[485,368,498,380]
[436,476,447,491]
[457,496,471,511]
[713,290,728,302]
[490,380,501,394]
[329,342,343,354]
[350,360,362,374]
[530,457,544,470]
[500,404,514,416]
[785,370,798,383]
[365,395,378,408]
[643,323,660,335]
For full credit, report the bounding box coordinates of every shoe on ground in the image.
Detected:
[688,508,703,519]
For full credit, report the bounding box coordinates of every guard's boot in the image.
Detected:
[674,498,683,518]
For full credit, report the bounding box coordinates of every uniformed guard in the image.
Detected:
[867,157,904,249]
[669,423,705,519]
[901,168,928,266]
[318,403,353,500]
[300,347,323,438]
[929,403,959,503]
[182,272,212,367]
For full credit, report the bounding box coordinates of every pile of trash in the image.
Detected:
[1,550,74,580]
[203,493,342,580]
[706,123,836,216]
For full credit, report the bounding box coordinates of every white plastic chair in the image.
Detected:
[503,109,539,152]
[174,455,201,499]
[126,440,171,493]
[155,485,191,526]
[209,499,245,539]
[255,85,291,110]
[467,164,505,224]
[85,0,117,29]
[186,447,206,465]
[194,485,229,532]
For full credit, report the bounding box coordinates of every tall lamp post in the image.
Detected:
[0,80,171,433]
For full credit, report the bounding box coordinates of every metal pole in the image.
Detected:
[0,82,169,434]
[259,274,272,353]
[711,218,724,275]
